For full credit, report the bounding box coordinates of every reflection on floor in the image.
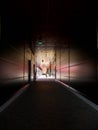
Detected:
[37,74,55,79]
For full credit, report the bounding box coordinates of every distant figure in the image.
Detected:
[40,60,48,77]
[36,67,42,77]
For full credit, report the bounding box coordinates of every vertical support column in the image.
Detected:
[68,41,70,83]
[23,42,25,80]
[28,60,31,82]
[33,64,36,81]
[60,47,61,80]
[55,46,56,79]
[32,43,36,81]
[49,62,51,76]
[55,66,56,79]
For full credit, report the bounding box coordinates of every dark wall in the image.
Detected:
[96,49,98,81]
[56,46,97,83]
[0,42,34,85]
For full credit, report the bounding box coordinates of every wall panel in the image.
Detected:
[0,42,34,85]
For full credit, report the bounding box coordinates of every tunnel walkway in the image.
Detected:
[0,81,98,130]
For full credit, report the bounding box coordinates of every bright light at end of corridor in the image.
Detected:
[37,74,54,79]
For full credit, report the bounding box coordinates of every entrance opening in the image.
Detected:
[35,46,56,80]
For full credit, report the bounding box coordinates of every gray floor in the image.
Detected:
[0,81,98,130]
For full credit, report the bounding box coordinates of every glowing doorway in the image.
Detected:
[35,46,55,79]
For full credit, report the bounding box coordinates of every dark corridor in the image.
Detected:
[0,0,98,130]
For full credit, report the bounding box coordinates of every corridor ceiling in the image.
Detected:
[4,0,93,67]
[4,0,92,46]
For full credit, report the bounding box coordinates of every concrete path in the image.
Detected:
[0,81,98,130]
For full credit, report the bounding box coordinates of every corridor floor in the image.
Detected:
[0,81,98,130]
